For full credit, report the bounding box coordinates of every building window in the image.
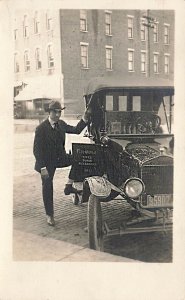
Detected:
[14,53,19,73]
[24,50,30,72]
[164,54,170,74]
[80,10,87,32]
[47,44,54,68]
[80,43,88,68]
[14,18,18,40]
[141,51,146,73]
[46,12,53,31]
[106,46,113,70]
[34,11,40,34]
[35,48,42,70]
[128,16,134,39]
[128,49,134,71]
[105,11,111,35]
[14,29,18,40]
[164,24,170,44]
[153,22,159,43]
[23,15,29,38]
[153,53,159,73]
[140,19,146,41]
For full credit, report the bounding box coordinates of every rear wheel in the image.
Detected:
[87,194,104,251]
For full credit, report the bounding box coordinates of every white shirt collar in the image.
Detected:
[48,116,57,128]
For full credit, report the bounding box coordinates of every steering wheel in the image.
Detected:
[152,115,161,129]
[136,115,161,134]
[136,117,152,133]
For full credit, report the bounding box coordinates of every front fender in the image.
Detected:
[84,176,112,199]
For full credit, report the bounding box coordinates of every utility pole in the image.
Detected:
[142,10,156,77]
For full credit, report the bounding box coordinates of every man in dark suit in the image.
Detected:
[33,100,90,226]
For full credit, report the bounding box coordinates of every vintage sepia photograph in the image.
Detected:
[13,8,174,262]
[1,0,185,299]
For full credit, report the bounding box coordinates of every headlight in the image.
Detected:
[124,178,144,199]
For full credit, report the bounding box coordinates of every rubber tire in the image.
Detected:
[72,194,79,205]
[87,194,104,251]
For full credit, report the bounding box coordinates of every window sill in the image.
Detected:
[80,30,88,33]
[106,69,113,71]
[128,37,134,40]
[164,43,170,46]
[81,67,89,70]
[105,34,112,37]
[128,70,135,72]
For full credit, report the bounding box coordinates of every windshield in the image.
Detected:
[88,88,174,136]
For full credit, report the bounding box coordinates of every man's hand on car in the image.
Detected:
[83,105,92,123]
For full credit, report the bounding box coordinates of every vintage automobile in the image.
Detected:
[71,76,174,251]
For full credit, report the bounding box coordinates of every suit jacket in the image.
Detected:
[33,118,87,172]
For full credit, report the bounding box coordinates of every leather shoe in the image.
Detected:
[46,215,55,226]
[64,184,77,195]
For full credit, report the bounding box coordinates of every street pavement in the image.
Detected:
[13,120,137,262]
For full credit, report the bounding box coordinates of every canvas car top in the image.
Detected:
[84,76,174,96]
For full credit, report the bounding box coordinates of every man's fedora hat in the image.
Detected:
[48,100,65,111]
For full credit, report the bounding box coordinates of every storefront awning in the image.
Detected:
[14,74,63,101]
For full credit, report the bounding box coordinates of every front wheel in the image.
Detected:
[87,194,104,251]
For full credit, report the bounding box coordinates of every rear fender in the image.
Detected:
[84,176,112,199]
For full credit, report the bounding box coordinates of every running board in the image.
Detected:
[103,222,172,236]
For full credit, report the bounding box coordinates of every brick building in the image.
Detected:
[14,9,174,118]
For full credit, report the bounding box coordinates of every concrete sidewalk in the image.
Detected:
[13,229,137,262]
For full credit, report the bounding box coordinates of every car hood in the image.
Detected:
[111,138,172,163]
[125,143,161,163]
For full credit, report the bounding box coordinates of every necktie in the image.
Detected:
[53,122,59,130]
